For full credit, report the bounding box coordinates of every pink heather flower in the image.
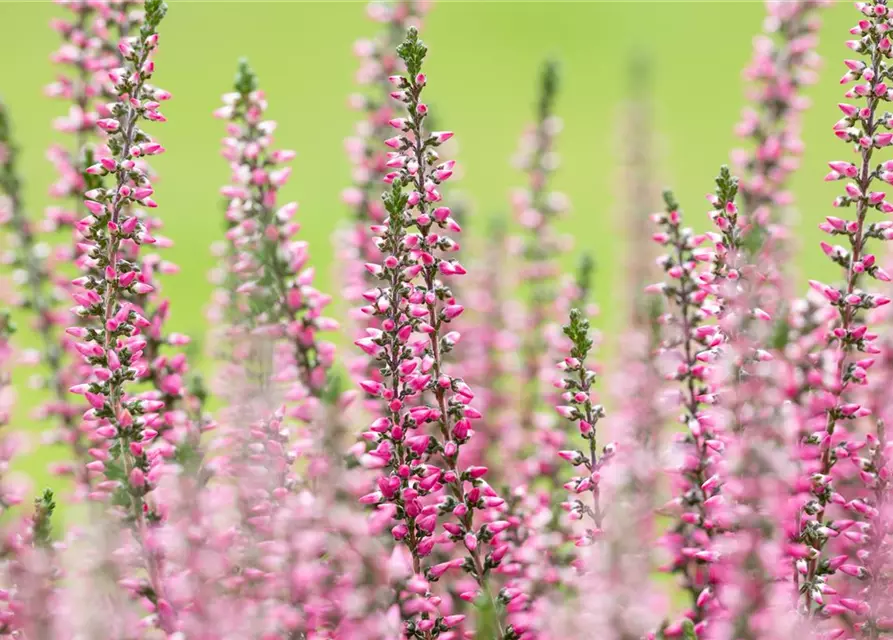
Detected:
[554,309,610,547]
[338,0,429,421]
[733,0,825,229]
[511,60,573,438]
[791,0,893,627]
[354,27,511,637]
[650,188,730,631]
[213,59,335,418]
[65,2,176,629]
[8,0,136,499]
[731,0,827,332]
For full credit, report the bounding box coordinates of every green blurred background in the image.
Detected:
[0,1,854,510]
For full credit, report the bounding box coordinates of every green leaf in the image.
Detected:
[32,488,56,548]
[662,189,679,212]
[714,164,739,205]
[562,308,593,360]
[141,0,168,40]
[473,593,499,640]
[234,57,258,96]
[396,26,427,78]
[574,252,595,306]
[538,58,560,122]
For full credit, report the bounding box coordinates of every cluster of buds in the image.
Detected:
[649,190,727,634]
[355,27,516,639]
[0,311,21,523]
[341,1,429,417]
[65,0,175,628]
[795,0,893,623]
[512,60,572,436]
[214,59,336,416]
[45,0,129,168]
[733,0,826,230]
[555,308,610,546]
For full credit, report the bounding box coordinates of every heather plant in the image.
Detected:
[42,0,145,497]
[341,0,429,420]
[18,0,893,639]
[512,59,570,441]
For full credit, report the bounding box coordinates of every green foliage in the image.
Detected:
[562,308,592,361]
[0,309,16,339]
[382,178,409,229]
[538,58,560,122]
[186,371,208,408]
[574,252,595,306]
[31,488,56,548]
[81,147,102,192]
[234,57,258,96]
[397,26,427,78]
[713,164,739,207]
[473,592,503,640]
[321,370,345,406]
[141,0,168,41]
[662,188,680,212]
[0,99,21,200]
[770,309,791,351]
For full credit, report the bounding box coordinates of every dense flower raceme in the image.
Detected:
[64,0,182,629]
[733,0,826,244]
[213,59,336,416]
[354,27,517,639]
[795,2,893,637]
[792,0,893,629]
[699,168,798,637]
[649,189,729,635]
[618,54,661,324]
[0,310,61,637]
[554,308,610,547]
[17,0,893,638]
[41,0,152,496]
[341,0,429,417]
[513,59,572,438]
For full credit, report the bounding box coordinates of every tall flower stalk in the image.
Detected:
[556,308,609,545]
[356,27,513,639]
[43,0,151,496]
[650,189,727,634]
[733,0,825,240]
[795,0,893,621]
[214,59,335,411]
[513,60,570,436]
[67,0,174,628]
[0,97,91,490]
[342,0,428,413]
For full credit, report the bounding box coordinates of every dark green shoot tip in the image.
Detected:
[234,58,258,96]
[0,310,16,338]
[538,58,560,121]
[714,164,739,203]
[575,253,595,304]
[382,179,409,228]
[562,308,593,361]
[0,99,12,145]
[397,26,427,78]
[141,0,168,39]
[321,371,344,406]
[32,488,56,549]
[662,189,679,212]
[0,99,20,199]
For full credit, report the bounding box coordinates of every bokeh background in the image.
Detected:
[0,0,856,514]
